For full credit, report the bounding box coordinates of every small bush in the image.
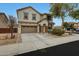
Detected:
[63,22,69,28]
[52,28,65,36]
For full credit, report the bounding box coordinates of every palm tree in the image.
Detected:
[9,16,16,39]
[69,9,79,32]
[50,3,76,28]
[69,9,79,20]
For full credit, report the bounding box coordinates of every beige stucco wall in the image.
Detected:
[42,14,47,19]
[17,8,41,23]
[39,19,48,26]
[20,22,37,26]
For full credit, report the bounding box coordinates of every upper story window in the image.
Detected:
[24,12,28,20]
[32,14,36,20]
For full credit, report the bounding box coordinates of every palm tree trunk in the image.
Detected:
[61,16,64,29]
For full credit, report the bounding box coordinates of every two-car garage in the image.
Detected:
[21,25,48,33]
[21,26,37,33]
[20,19,49,33]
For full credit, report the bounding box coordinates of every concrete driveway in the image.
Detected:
[18,33,79,54]
[0,33,79,55]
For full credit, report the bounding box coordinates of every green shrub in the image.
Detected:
[52,28,65,36]
[63,22,69,29]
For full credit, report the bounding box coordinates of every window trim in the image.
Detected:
[23,12,28,20]
[32,14,36,20]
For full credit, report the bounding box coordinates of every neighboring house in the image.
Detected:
[67,22,79,29]
[73,22,79,29]
[0,13,17,33]
[17,6,53,33]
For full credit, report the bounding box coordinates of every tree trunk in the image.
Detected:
[10,25,13,39]
[61,16,64,29]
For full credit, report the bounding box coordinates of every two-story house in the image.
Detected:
[17,6,53,33]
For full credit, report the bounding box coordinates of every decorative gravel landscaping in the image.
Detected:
[0,33,21,45]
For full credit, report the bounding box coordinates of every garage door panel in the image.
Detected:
[21,26,37,33]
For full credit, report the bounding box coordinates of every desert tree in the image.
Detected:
[50,3,77,28]
[8,16,16,39]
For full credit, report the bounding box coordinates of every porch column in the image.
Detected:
[43,26,46,33]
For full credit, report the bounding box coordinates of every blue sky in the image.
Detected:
[0,3,79,26]
[0,3,50,17]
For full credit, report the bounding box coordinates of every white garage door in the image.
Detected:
[21,26,37,33]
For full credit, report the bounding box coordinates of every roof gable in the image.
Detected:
[17,6,41,15]
[0,13,9,28]
[0,13,8,23]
